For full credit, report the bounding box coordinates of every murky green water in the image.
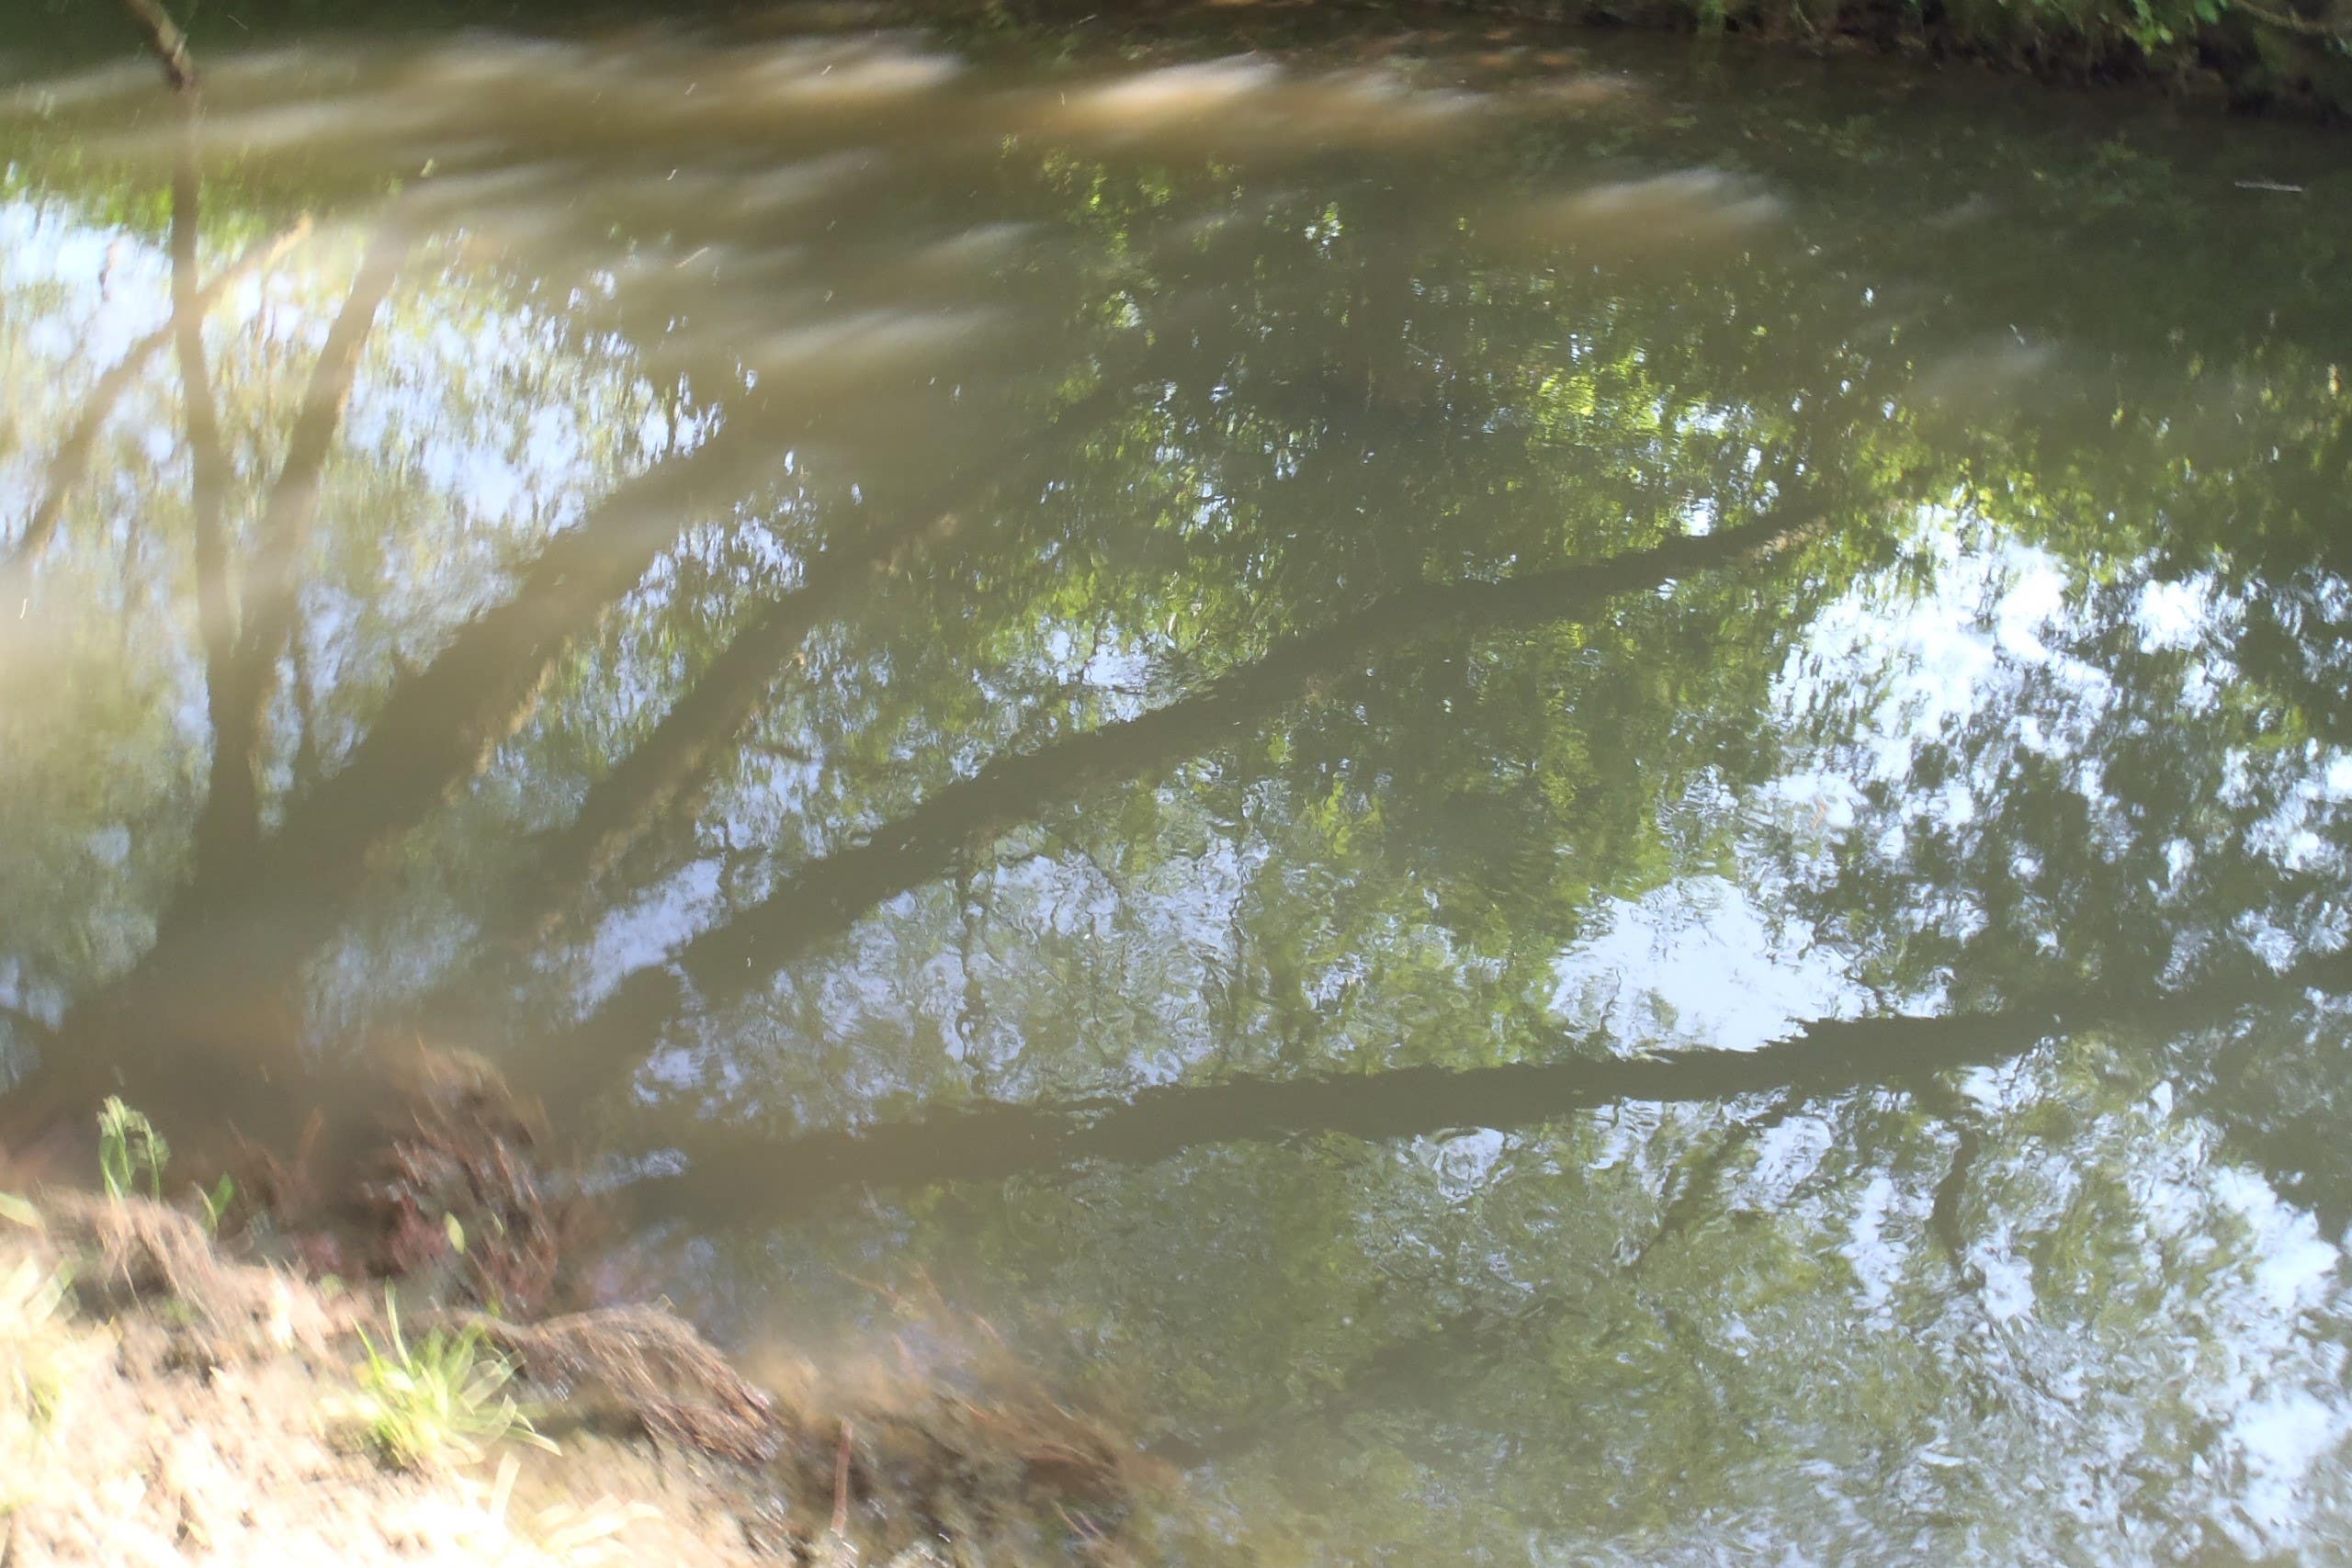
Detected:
[5,3,2352,1558]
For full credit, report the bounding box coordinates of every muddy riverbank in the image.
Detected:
[0,1075,1159,1565]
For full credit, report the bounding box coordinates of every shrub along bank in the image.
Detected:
[1416,0,2352,117]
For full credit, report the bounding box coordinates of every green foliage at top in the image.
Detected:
[3,0,2346,117]
[1527,0,2347,114]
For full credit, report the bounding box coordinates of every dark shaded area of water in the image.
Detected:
[5,4,2352,1558]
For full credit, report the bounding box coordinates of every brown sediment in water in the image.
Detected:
[0,1060,1164,1565]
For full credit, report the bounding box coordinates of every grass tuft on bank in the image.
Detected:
[339,1295,554,1472]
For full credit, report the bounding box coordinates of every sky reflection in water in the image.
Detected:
[4,10,2352,1559]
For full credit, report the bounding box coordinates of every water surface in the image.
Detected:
[4,6,2352,1559]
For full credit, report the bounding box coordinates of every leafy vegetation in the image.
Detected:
[1548,0,2351,112]
[195,1173,237,1236]
[964,0,2352,117]
[337,1295,553,1472]
[96,1098,168,1203]
[6,0,2349,117]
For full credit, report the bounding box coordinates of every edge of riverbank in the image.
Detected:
[12,0,2348,123]
[956,0,2350,119]
[0,1066,1161,1565]
[1445,0,2347,117]
[0,1190,792,1568]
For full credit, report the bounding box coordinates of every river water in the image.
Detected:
[3,4,2351,1559]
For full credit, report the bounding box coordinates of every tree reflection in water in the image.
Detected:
[3,12,2352,1560]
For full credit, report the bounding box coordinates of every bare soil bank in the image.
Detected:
[0,1060,1159,1566]
[1,1200,791,1566]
